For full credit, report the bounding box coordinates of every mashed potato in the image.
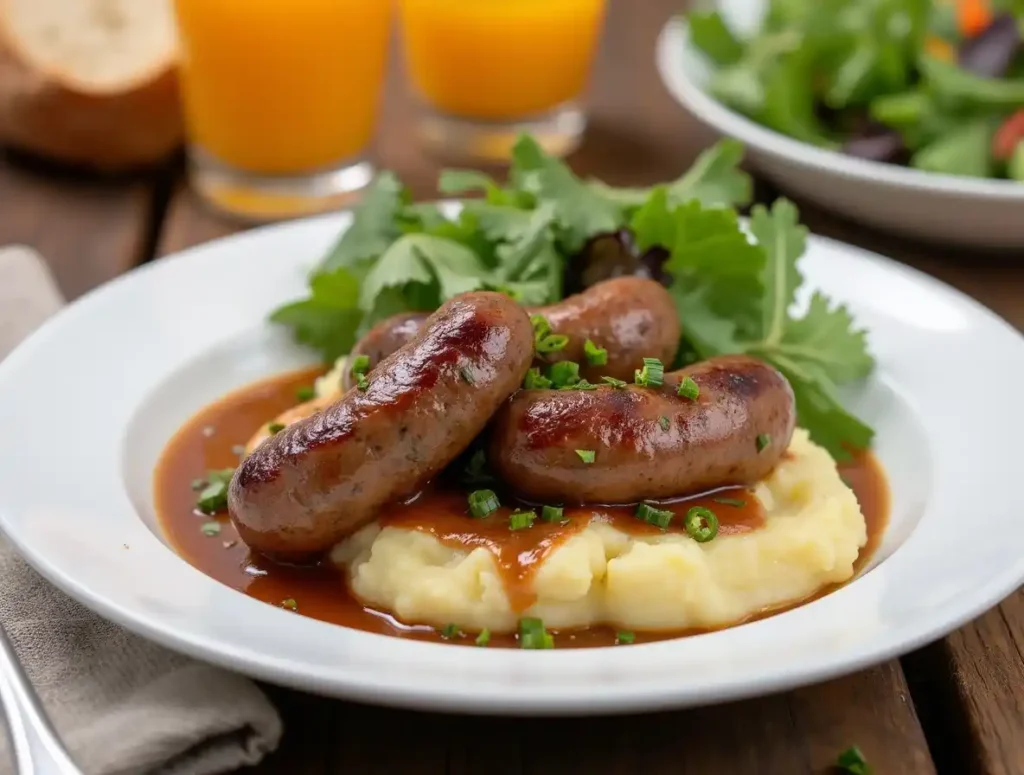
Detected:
[332,428,867,633]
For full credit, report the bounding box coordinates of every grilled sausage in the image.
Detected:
[230,291,534,559]
[341,277,680,388]
[488,355,796,504]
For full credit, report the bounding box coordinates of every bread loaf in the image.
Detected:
[0,0,182,171]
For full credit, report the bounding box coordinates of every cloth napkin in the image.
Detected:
[0,246,283,775]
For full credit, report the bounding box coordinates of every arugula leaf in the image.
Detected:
[688,10,745,66]
[589,140,753,211]
[319,172,405,272]
[510,135,622,252]
[270,269,364,362]
[911,118,996,177]
[920,54,1024,109]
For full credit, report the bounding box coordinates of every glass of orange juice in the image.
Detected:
[173,0,392,222]
[398,0,607,161]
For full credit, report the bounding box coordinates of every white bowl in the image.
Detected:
[655,7,1024,249]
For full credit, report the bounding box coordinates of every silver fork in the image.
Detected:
[0,622,81,774]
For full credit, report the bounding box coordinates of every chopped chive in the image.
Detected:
[560,378,598,391]
[756,433,771,452]
[468,489,500,518]
[713,497,747,508]
[548,361,580,388]
[601,376,628,389]
[541,505,564,523]
[634,357,665,387]
[459,366,475,384]
[518,617,554,649]
[530,314,552,341]
[475,628,491,647]
[196,469,234,515]
[356,373,370,391]
[536,334,569,354]
[635,502,673,530]
[524,367,553,390]
[440,623,460,639]
[280,598,298,611]
[200,521,222,537]
[658,416,670,431]
[583,339,608,366]
[267,422,285,434]
[685,506,719,542]
[677,376,700,400]
[350,354,371,376]
[509,510,536,530]
[295,385,316,402]
[575,449,596,464]
[616,631,636,645]
[836,746,870,775]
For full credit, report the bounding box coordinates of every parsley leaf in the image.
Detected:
[270,269,364,362]
[319,172,405,272]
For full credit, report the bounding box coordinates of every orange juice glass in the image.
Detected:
[173,0,392,222]
[398,0,607,161]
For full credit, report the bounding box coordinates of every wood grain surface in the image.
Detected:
[4,0,1023,772]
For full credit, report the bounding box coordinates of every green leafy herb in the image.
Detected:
[268,422,285,435]
[440,623,460,639]
[459,366,475,384]
[635,502,674,530]
[518,617,555,649]
[280,598,297,611]
[616,630,637,645]
[356,373,369,392]
[575,449,596,464]
[541,505,564,523]
[509,510,537,531]
[836,745,871,775]
[549,361,581,388]
[583,339,608,366]
[350,354,371,376]
[468,489,500,518]
[536,333,569,354]
[196,469,234,515]
[634,357,665,387]
[295,385,316,402]
[602,376,628,389]
[319,173,406,272]
[756,433,772,452]
[685,506,719,543]
[475,628,491,647]
[677,376,700,400]
[524,367,553,390]
[658,416,671,431]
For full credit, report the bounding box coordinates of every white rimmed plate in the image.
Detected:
[0,205,1023,715]
[655,5,1024,249]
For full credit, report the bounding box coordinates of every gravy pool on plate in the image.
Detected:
[154,365,888,649]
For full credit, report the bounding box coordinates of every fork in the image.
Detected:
[0,621,81,774]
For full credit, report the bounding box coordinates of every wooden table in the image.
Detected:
[3,2,1022,772]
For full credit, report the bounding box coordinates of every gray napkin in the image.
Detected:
[0,246,283,775]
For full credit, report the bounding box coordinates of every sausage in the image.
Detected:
[488,355,796,504]
[341,277,680,388]
[243,392,339,456]
[230,291,535,559]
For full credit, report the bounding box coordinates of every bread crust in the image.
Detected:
[0,15,182,171]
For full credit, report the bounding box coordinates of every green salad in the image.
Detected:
[687,0,1024,180]
[271,135,874,459]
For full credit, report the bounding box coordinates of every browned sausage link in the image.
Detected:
[341,277,681,389]
[230,292,535,560]
[488,355,796,504]
[340,311,429,390]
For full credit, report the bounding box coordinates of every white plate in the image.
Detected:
[0,208,1023,716]
[655,6,1024,249]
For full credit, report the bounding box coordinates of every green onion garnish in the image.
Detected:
[583,339,608,366]
[575,449,596,464]
[509,510,536,530]
[685,506,719,542]
[195,469,234,515]
[616,631,636,645]
[200,521,221,537]
[713,497,747,508]
[350,354,370,376]
[356,373,369,391]
[459,366,475,384]
[523,367,553,390]
[468,489,500,518]
[658,416,670,431]
[280,598,297,611]
[560,378,597,391]
[295,385,316,402]
[536,334,569,354]
[836,746,870,775]
[635,502,673,530]
[440,623,460,639]
[530,314,552,341]
[518,617,554,649]
[475,628,491,647]
[634,357,664,387]
[756,433,771,452]
[601,376,628,389]
[548,361,580,388]
[268,422,285,434]
[677,376,700,400]
[541,505,564,523]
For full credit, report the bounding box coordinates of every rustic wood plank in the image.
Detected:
[0,151,153,299]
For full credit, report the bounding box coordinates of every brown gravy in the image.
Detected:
[154,367,890,648]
